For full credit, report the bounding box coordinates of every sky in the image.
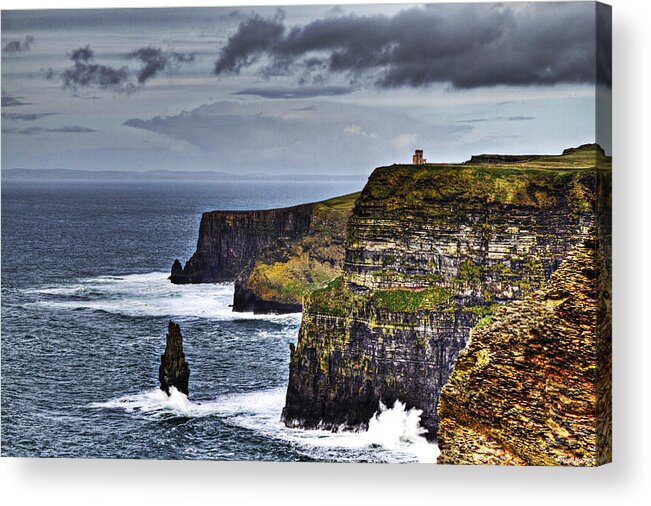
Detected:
[1,2,611,176]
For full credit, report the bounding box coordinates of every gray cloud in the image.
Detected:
[2,35,34,53]
[53,125,98,133]
[1,8,247,31]
[234,85,354,99]
[2,112,56,121]
[3,125,97,134]
[291,105,318,112]
[127,47,195,83]
[123,100,471,174]
[455,117,503,124]
[1,94,31,107]
[456,115,535,123]
[214,3,610,89]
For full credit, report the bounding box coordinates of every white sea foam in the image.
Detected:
[28,272,302,322]
[91,387,439,463]
[364,401,440,463]
[90,387,218,417]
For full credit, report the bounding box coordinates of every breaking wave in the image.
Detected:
[27,272,301,322]
[91,387,439,463]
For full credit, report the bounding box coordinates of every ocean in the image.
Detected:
[1,179,439,463]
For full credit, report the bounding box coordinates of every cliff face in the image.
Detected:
[437,232,611,465]
[171,204,314,284]
[283,145,609,439]
[171,193,359,314]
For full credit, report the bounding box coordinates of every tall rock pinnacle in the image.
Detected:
[159,320,190,396]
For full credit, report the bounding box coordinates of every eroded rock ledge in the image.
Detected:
[437,233,611,465]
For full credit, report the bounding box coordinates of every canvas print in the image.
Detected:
[1,2,611,465]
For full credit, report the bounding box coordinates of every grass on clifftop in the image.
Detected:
[521,144,611,170]
[361,145,605,211]
[314,192,360,211]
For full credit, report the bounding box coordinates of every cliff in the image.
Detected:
[171,193,359,314]
[159,320,190,396]
[282,144,611,440]
[233,193,358,313]
[170,204,314,284]
[436,232,611,465]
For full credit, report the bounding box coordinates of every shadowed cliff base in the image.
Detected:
[282,144,610,440]
[437,232,611,465]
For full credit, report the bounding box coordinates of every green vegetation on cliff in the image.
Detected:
[308,278,454,315]
[242,192,360,307]
[371,287,452,312]
[307,276,359,317]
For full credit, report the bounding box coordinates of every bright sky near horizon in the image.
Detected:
[1,2,611,176]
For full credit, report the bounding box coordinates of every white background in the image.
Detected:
[1,0,648,504]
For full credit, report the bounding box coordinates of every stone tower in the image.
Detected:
[413,149,426,165]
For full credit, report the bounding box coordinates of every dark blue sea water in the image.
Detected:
[1,179,438,463]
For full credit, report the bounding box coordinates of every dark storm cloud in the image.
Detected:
[2,112,56,121]
[2,35,35,53]
[2,125,97,134]
[127,47,195,84]
[214,10,286,75]
[70,46,93,62]
[234,85,354,99]
[53,45,134,93]
[214,3,610,89]
[596,2,612,88]
[508,116,534,121]
[50,45,194,92]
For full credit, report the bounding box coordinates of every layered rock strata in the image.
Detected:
[437,233,611,465]
[170,204,314,284]
[283,145,610,439]
[159,320,190,396]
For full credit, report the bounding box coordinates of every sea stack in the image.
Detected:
[159,320,190,396]
[169,259,189,284]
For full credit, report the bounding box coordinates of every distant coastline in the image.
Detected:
[1,168,369,183]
